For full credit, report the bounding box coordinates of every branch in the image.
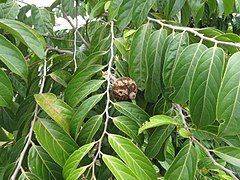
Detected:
[62,9,90,48]
[90,21,115,178]
[46,47,73,54]
[148,17,240,49]
[175,104,239,180]
[10,49,49,180]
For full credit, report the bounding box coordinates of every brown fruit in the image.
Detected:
[111,77,137,101]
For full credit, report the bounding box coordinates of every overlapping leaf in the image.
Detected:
[70,93,104,138]
[190,47,224,128]
[28,145,62,180]
[0,34,28,81]
[108,0,123,21]
[34,93,73,133]
[34,118,78,167]
[217,52,240,136]
[165,143,198,180]
[0,1,19,19]
[129,23,151,90]
[171,43,207,104]
[145,29,167,102]
[0,19,45,59]
[163,32,189,87]
[102,154,138,180]
[108,134,157,180]
[0,69,13,107]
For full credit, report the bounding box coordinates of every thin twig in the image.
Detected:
[62,9,90,48]
[175,104,239,180]
[46,47,73,54]
[10,49,49,180]
[148,17,240,49]
[73,1,79,72]
[90,21,115,179]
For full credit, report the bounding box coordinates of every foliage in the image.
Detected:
[1,0,240,179]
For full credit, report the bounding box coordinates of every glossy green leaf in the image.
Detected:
[19,172,40,180]
[64,65,104,107]
[67,80,104,108]
[171,43,207,104]
[63,143,94,179]
[0,69,13,107]
[217,52,240,136]
[190,47,224,128]
[165,143,198,180]
[66,166,87,180]
[50,70,71,87]
[216,0,224,17]
[145,125,175,159]
[77,115,102,145]
[28,145,62,180]
[34,118,78,167]
[132,0,155,27]
[0,34,28,81]
[0,1,19,19]
[102,154,138,180]
[112,116,142,144]
[163,32,189,87]
[113,101,150,125]
[0,19,45,59]
[178,128,192,138]
[213,146,240,167]
[139,115,177,134]
[187,0,204,16]
[145,29,167,102]
[89,1,105,19]
[108,134,157,180]
[0,127,9,141]
[61,0,74,18]
[116,0,134,31]
[129,23,151,90]
[114,38,128,60]
[71,93,104,138]
[223,0,234,17]
[167,0,186,17]
[108,0,123,21]
[31,6,53,35]
[34,93,73,133]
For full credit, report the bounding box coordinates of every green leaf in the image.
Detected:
[187,0,204,16]
[102,154,138,180]
[113,101,150,125]
[0,1,19,19]
[0,19,45,59]
[213,146,240,168]
[108,0,123,21]
[114,38,128,60]
[145,125,175,159]
[71,93,104,138]
[63,143,94,179]
[116,0,134,31]
[67,79,104,108]
[132,0,155,27]
[31,6,53,35]
[77,115,102,145]
[190,47,224,128]
[28,145,62,180]
[217,52,240,136]
[112,116,142,145]
[145,29,167,102]
[139,115,177,134]
[34,93,74,133]
[64,65,104,107]
[50,70,71,87]
[163,32,189,87]
[129,23,152,90]
[0,34,28,81]
[217,0,224,17]
[66,166,87,180]
[89,1,106,19]
[0,69,13,107]
[178,128,192,138]
[61,0,74,18]
[19,172,40,180]
[108,134,157,180]
[0,127,9,141]
[167,0,186,17]
[171,43,207,104]
[34,118,78,167]
[223,0,234,17]
[165,143,198,180]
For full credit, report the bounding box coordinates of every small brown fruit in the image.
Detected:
[111,77,137,101]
